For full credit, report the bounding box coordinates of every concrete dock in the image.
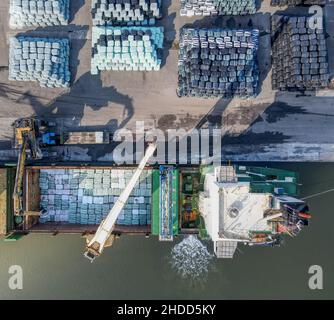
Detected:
[0,1,334,161]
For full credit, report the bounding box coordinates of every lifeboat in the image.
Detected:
[297,212,312,219]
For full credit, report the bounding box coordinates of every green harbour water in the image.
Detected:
[0,162,333,299]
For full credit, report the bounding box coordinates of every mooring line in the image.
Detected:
[302,188,334,200]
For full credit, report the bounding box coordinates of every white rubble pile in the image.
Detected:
[171,235,214,278]
[9,0,70,29]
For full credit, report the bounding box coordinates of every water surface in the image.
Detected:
[1,163,333,299]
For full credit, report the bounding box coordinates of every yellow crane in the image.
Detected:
[12,118,43,216]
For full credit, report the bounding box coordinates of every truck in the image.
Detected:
[43,131,110,145]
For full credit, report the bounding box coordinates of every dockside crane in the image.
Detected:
[12,118,43,215]
[84,143,157,262]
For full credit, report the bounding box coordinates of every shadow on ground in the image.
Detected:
[70,0,86,23]
[27,72,134,130]
[159,0,177,68]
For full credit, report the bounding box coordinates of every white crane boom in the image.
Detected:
[84,144,156,262]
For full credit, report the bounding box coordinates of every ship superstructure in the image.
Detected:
[199,165,310,258]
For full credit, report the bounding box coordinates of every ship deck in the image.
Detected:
[29,222,151,235]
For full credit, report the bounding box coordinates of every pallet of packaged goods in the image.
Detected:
[9,36,71,88]
[271,15,329,91]
[270,0,326,6]
[39,169,152,226]
[180,0,257,17]
[91,26,164,74]
[9,0,70,29]
[177,28,259,98]
[91,0,161,26]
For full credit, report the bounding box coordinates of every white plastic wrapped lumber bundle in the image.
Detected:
[91,26,164,74]
[91,0,162,26]
[270,0,326,6]
[180,0,257,17]
[177,28,260,98]
[271,15,329,91]
[38,169,152,226]
[8,36,71,88]
[9,0,70,29]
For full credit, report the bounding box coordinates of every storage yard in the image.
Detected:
[0,1,334,163]
[0,1,325,262]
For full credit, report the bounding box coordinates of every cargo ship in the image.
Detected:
[0,117,311,260]
[0,163,311,259]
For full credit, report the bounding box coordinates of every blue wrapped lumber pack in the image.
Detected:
[180,0,257,17]
[38,169,152,226]
[9,36,71,88]
[91,26,164,74]
[9,0,70,29]
[91,0,162,26]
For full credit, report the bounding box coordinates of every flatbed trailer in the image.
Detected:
[60,131,110,145]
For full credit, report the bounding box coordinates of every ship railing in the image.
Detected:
[219,229,250,241]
